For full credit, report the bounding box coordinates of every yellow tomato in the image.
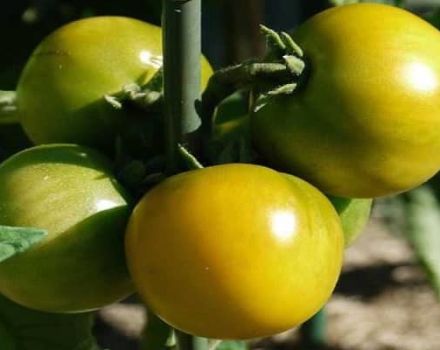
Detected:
[252,4,440,197]
[125,164,343,339]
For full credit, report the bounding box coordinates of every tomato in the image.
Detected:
[0,144,133,313]
[328,196,372,246]
[125,164,343,339]
[251,3,440,198]
[17,16,213,152]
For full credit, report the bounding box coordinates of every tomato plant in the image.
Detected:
[5,1,439,349]
[16,16,213,152]
[251,3,440,198]
[125,164,343,339]
[0,144,133,313]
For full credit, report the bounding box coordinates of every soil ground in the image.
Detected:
[95,212,440,350]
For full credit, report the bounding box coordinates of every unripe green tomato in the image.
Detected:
[17,16,213,152]
[252,3,440,197]
[125,164,343,339]
[0,144,133,313]
[328,196,372,246]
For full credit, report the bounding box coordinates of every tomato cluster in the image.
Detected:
[1,2,439,341]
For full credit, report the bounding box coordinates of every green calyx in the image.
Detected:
[104,69,164,113]
[257,25,306,95]
[200,25,306,129]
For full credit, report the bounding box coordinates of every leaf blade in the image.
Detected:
[0,225,48,263]
[404,186,440,297]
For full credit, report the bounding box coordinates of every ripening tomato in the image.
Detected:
[0,144,133,313]
[125,164,343,339]
[252,3,440,198]
[17,16,213,152]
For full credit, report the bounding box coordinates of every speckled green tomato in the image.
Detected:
[252,3,440,198]
[17,16,213,151]
[125,164,343,339]
[328,196,372,246]
[0,144,133,313]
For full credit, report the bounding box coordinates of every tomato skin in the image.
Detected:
[125,164,343,339]
[17,16,213,152]
[0,144,133,313]
[252,4,440,198]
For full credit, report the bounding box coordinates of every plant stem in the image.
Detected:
[0,91,18,124]
[176,330,209,350]
[300,308,327,349]
[162,1,208,350]
[163,0,202,175]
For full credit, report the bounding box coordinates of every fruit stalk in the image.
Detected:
[300,308,327,348]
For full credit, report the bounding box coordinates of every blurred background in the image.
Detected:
[2,1,440,349]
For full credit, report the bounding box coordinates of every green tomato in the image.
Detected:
[17,16,213,152]
[251,4,440,197]
[328,196,372,246]
[0,144,133,313]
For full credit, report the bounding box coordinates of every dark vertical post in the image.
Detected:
[163,0,202,174]
[162,1,208,349]
[300,308,327,349]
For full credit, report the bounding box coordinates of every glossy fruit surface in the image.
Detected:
[329,196,372,246]
[125,164,343,339]
[0,144,133,312]
[252,3,440,197]
[17,16,213,151]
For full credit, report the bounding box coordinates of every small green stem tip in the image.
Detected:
[0,91,19,124]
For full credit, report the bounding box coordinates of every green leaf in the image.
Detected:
[0,293,101,350]
[404,186,440,297]
[215,340,248,350]
[329,0,359,6]
[0,225,47,263]
[328,196,373,246]
[329,0,404,6]
[209,91,255,164]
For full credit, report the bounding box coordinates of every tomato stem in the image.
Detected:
[178,143,204,169]
[199,26,305,138]
[176,330,209,350]
[300,308,327,348]
[0,91,18,124]
[104,70,164,113]
[200,62,291,132]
